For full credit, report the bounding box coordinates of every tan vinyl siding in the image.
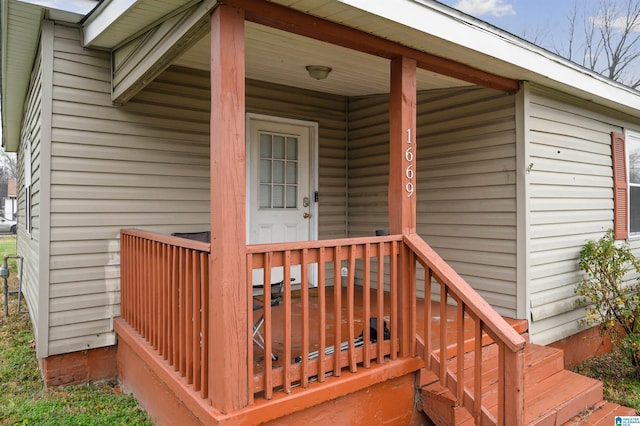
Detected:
[419,88,517,317]
[49,26,211,355]
[17,42,44,353]
[525,84,640,344]
[348,87,517,316]
[47,24,346,355]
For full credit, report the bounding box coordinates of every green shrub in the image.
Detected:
[576,229,640,374]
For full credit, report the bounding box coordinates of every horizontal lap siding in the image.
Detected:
[17,46,43,347]
[348,87,517,315]
[419,88,517,317]
[48,25,346,355]
[526,85,628,344]
[49,26,211,355]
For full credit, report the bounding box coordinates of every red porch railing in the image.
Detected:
[119,229,525,425]
[404,233,526,426]
[120,229,210,400]
[246,235,402,401]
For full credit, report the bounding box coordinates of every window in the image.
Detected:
[628,131,640,235]
[258,132,299,209]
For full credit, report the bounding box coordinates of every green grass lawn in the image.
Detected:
[0,235,153,425]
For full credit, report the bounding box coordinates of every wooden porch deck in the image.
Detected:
[252,285,527,374]
[117,229,637,424]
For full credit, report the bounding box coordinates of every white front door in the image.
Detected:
[247,115,318,286]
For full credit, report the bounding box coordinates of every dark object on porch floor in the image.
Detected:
[295,317,390,363]
[171,231,210,243]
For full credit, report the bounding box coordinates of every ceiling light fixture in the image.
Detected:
[305,65,332,80]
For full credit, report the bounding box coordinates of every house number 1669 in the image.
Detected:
[405,128,414,197]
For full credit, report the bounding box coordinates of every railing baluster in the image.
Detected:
[390,241,398,360]
[300,248,310,388]
[186,250,194,384]
[154,241,160,350]
[246,253,254,405]
[283,250,292,393]
[363,243,371,368]
[263,252,273,400]
[158,243,164,358]
[474,318,482,424]
[376,241,384,364]
[149,241,155,348]
[498,341,505,426]
[193,251,202,392]
[179,247,186,376]
[171,245,178,369]
[333,245,342,377]
[456,300,465,405]
[347,245,356,372]
[318,247,326,382]
[425,267,432,369]
[200,251,209,400]
[439,282,447,388]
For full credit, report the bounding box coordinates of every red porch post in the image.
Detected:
[389,56,417,358]
[209,5,249,412]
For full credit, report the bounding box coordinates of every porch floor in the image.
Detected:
[252,285,527,372]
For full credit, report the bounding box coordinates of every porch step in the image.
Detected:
[560,400,637,425]
[421,342,634,425]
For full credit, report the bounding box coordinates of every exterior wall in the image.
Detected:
[526,83,640,344]
[28,23,347,357]
[348,87,518,316]
[17,31,45,355]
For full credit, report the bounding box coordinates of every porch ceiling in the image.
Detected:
[174,21,472,97]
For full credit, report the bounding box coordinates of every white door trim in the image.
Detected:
[245,113,319,245]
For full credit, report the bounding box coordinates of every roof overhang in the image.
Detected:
[1,0,95,152]
[338,0,640,117]
[4,0,640,152]
[82,0,198,49]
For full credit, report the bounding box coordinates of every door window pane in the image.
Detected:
[273,185,285,208]
[260,134,272,157]
[259,184,271,208]
[260,159,271,183]
[286,186,297,208]
[273,160,285,184]
[258,131,299,209]
[286,137,298,160]
[273,136,285,159]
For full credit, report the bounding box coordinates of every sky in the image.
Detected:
[23,0,96,14]
[437,0,640,84]
[438,0,597,52]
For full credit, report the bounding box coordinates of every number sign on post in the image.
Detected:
[405,128,414,197]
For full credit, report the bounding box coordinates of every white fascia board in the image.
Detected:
[339,0,640,114]
[2,0,43,152]
[82,0,137,47]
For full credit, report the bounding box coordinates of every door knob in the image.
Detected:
[303,213,311,219]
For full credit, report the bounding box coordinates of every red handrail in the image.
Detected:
[404,233,525,426]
